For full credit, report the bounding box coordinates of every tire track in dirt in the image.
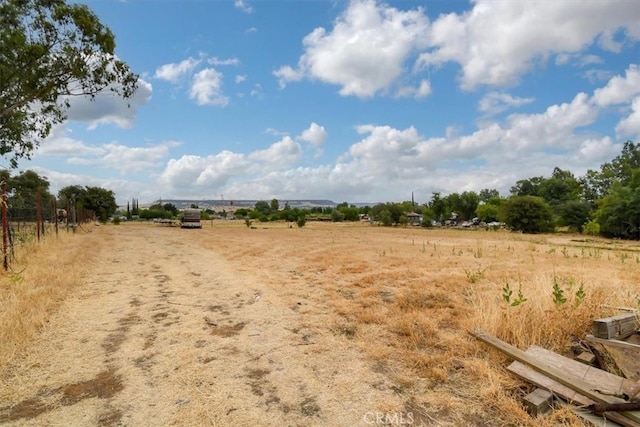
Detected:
[1,225,407,426]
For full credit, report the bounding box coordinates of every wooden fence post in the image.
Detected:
[2,181,8,271]
[36,190,42,242]
[53,199,58,237]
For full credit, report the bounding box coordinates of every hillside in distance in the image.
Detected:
[148,199,340,210]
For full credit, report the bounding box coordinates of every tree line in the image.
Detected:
[230,141,639,239]
[0,170,118,223]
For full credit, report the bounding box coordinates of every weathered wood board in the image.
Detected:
[473,329,640,426]
[585,335,640,380]
[508,346,633,405]
[593,313,639,340]
[507,346,640,427]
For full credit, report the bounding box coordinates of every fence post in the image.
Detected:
[66,198,70,233]
[36,190,42,242]
[71,195,76,233]
[2,181,8,271]
[53,199,58,237]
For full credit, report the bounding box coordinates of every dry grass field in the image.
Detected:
[0,221,639,426]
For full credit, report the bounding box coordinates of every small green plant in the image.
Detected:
[464,265,487,284]
[502,281,512,303]
[561,247,570,258]
[245,219,252,228]
[296,216,306,228]
[502,281,527,306]
[546,248,556,254]
[552,278,567,305]
[9,273,23,282]
[474,247,483,258]
[574,283,586,307]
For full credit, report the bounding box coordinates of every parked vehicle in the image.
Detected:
[181,208,202,229]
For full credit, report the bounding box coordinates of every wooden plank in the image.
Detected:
[585,334,640,380]
[471,329,640,426]
[603,346,640,380]
[593,313,639,340]
[508,346,636,403]
[585,335,640,351]
[572,407,624,427]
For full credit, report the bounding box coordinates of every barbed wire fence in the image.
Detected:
[0,181,92,271]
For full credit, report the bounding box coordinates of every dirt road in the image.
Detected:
[1,224,408,426]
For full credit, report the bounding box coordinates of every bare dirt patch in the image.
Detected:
[1,222,638,426]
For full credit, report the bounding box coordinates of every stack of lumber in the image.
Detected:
[472,312,640,426]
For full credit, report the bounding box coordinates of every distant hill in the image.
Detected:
[148,199,338,210]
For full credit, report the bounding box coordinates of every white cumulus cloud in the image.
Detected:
[592,64,640,106]
[154,57,201,82]
[64,78,152,130]
[416,1,640,90]
[274,0,429,97]
[298,122,328,147]
[616,97,640,138]
[189,68,229,106]
[478,92,535,116]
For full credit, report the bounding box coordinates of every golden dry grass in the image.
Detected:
[0,225,103,368]
[1,220,639,426]
[200,221,639,425]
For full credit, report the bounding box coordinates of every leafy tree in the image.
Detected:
[556,200,591,232]
[338,206,360,221]
[254,200,272,216]
[479,188,500,203]
[80,186,118,222]
[475,197,503,223]
[163,203,178,216]
[429,192,448,222]
[5,169,54,210]
[331,209,345,222]
[447,191,480,220]
[0,0,138,168]
[510,176,545,197]
[537,167,581,208]
[499,196,554,234]
[420,207,435,226]
[270,198,279,212]
[378,210,392,226]
[58,185,86,205]
[370,202,403,224]
[596,169,640,239]
[581,141,640,204]
[234,208,249,218]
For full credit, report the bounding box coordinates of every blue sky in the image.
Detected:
[19,0,640,205]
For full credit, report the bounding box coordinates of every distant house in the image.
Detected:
[406,212,422,225]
